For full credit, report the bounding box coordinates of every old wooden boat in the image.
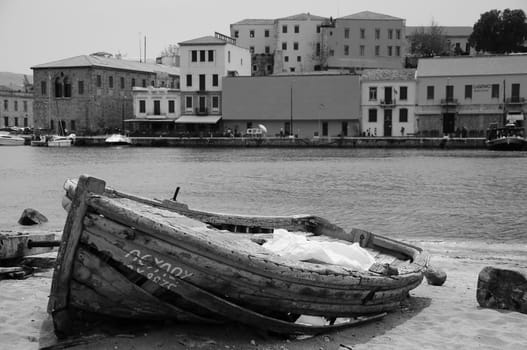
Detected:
[486,122,527,151]
[50,175,429,337]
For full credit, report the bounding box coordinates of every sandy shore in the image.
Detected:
[1,240,526,350]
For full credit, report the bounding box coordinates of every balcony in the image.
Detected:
[195,107,208,116]
[440,98,458,106]
[505,97,526,105]
[380,99,396,108]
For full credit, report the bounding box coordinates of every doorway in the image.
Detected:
[443,113,455,135]
[384,87,393,104]
[383,109,392,136]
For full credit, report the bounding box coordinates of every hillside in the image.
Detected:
[0,72,33,91]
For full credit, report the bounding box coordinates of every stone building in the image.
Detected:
[0,86,33,129]
[361,69,417,137]
[415,55,527,137]
[31,53,179,135]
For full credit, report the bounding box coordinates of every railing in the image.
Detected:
[380,99,396,107]
[195,107,208,116]
[440,98,458,105]
[505,97,526,104]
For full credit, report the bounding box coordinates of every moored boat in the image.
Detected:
[486,122,527,151]
[51,175,429,337]
[105,133,131,145]
[47,135,75,147]
[0,133,25,146]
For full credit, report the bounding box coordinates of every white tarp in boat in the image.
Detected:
[262,229,376,271]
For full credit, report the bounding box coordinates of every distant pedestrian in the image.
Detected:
[461,126,467,138]
[280,128,284,138]
[400,126,405,136]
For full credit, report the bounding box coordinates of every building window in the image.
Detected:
[208,50,214,62]
[294,25,299,33]
[388,46,392,56]
[399,108,408,122]
[282,42,287,50]
[369,87,377,100]
[368,109,377,122]
[344,45,349,56]
[264,29,269,37]
[142,79,146,88]
[388,29,393,39]
[186,74,192,87]
[266,64,272,72]
[3,116,8,126]
[329,49,334,56]
[14,101,18,111]
[375,46,380,56]
[465,85,472,99]
[212,74,218,87]
[491,84,499,98]
[375,28,380,40]
[139,100,146,113]
[151,80,154,87]
[78,81,84,95]
[360,45,365,56]
[212,96,219,110]
[249,30,254,38]
[250,46,254,54]
[297,56,301,62]
[282,25,287,33]
[185,96,193,110]
[344,28,350,39]
[290,67,295,72]
[96,75,102,87]
[228,51,231,63]
[14,117,18,126]
[50,120,54,131]
[399,86,408,100]
[234,30,239,38]
[446,85,454,100]
[3,100,7,111]
[63,77,71,97]
[70,120,75,131]
[316,43,321,56]
[54,77,63,97]
[511,83,520,100]
[360,28,365,39]
[131,78,135,87]
[284,56,289,62]
[120,77,125,89]
[322,122,328,136]
[396,29,401,40]
[265,46,270,54]
[253,64,258,72]
[41,81,47,95]
[109,76,113,89]
[24,117,28,127]
[427,86,435,100]
[23,101,27,112]
[199,50,206,62]
[293,42,298,50]
[396,46,401,56]
[191,50,197,62]
[168,100,175,113]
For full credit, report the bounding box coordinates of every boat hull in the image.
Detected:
[486,137,527,151]
[50,176,428,337]
[0,135,25,146]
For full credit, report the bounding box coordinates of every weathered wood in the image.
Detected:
[0,233,57,260]
[18,208,48,225]
[49,175,106,336]
[477,266,527,314]
[0,266,24,274]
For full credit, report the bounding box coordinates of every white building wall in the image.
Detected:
[361,80,416,136]
[230,23,276,53]
[132,87,181,118]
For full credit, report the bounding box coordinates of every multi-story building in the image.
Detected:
[0,87,33,129]
[31,53,179,135]
[126,86,181,136]
[231,13,328,74]
[177,32,251,135]
[222,73,361,137]
[326,11,406,71]
[415,55,527,137]
[361,69,416,136]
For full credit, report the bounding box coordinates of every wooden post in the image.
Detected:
[48,175,105,337]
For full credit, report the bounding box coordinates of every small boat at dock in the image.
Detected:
[486,122,527,151]
[0,133,25,146]
[50,175,429,337]
[105,134,131,145]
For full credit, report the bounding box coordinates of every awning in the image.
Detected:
[175,116,222,124]
[124,118,175,123]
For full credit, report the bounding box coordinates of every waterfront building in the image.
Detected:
[361,69,416,137]
[222,73,361,137]
[31,53,179,135]
[177,32,251,135]
[415,55,527,137]
[126,86,181,136]
[0,86,33,129]
[326,11,406,71]
[231,13,327,74]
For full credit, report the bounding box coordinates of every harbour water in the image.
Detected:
[1,146,526,244]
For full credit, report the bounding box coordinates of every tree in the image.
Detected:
[469,9,527,53]
[159,44,179,58]
[408,21,449,57]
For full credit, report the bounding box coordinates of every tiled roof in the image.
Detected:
[178,35,228,46]
[361,69,416,81]
[231,19,275,25]
[277,13,327,21]
[417,55,527,77]
[31,54,179,75]
[406,26,472,37]
[339,11,403,21]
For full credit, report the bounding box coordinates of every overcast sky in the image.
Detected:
[1,0,524,75]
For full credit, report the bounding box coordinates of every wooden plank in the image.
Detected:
[0,233,57,260]
[48,175,106,337]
